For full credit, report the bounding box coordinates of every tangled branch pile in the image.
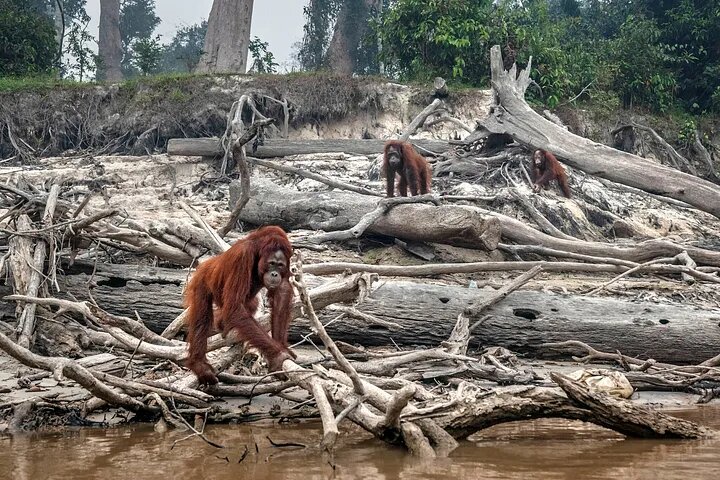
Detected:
[1,46,719,455]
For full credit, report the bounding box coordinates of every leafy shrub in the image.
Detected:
[0,0,58,76]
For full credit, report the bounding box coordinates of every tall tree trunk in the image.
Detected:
[196,0,254,74]
[97,0,123,81]
[325,0,380,74]
[46,0,64,66]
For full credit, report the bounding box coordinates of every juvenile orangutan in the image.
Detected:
[531,149,571,198]
[383,140,432,197]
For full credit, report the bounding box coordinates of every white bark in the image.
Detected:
[481,45,720,219]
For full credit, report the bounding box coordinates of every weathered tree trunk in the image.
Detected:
[166,137,450,158]
[481,45,720,219]
[39,262,365,334]
[16,265,718,364]
[97,0,123,82]
[230,179,501,250]
[59,270,184,332]
[318,281,720,364]
[196,0,254,74]
[325,0,381,74]
[227,180,720,266]
[480,207,720,267]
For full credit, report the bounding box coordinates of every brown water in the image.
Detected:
[2,407,719,480]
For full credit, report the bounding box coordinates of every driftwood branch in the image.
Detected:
[625,122,697,175]
[424,115,474,133]
[302,259,720,282]
[445,266,543,356]
[0,330,145,411]
[400,99,444,142]
[167,137,450,158]
[291,254,365,396]
[467,265,543,331]
[481,44,720,218]
[252,157,382,197]
[551,372,712,438]
[307,194,440,243]
[16,184,60,348]
[218,118,275,238]
[691,130,719,180]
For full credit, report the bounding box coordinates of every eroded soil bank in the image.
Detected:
[0,73,490,161]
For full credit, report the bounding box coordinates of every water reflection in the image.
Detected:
[1,407,719,480]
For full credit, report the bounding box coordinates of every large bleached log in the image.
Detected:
[167,137,450,158]
[326,281,720,364]
[480,45,720,219]
[34,263,720,364]
[482,207,720,267]
[58,265,186,332]
[230,179,501,250]
[47,262,367,335]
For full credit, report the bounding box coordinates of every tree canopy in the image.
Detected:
[298,0,720,114]
[376,0,720,113]
[3,0,718,116]
[120,0,161,77]
[160,22,207,73]
[0,0,58,76]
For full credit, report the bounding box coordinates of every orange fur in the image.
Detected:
[184,226,294,384]
[383,140,432,197]
[532,149,571,198]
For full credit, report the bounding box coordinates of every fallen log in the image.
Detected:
[33,264,720,364]
[58,265,185,332]
[167,137,450,158]
[549,372,712,438]
[479,45,720,218]
[347,281,720,364]
[480,207,720,267]
[42,261,370,335]
[229,179,720,266]
[230,179,501,250]
[435,382,712,441]
[16,184,61,349]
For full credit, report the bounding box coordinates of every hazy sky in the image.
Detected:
[84,0,307,70]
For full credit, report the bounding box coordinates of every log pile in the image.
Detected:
[0,46,719,454]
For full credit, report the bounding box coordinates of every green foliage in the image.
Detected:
[676,118,699,148]
[712,86,720,113]
[0,0,58,76]
[298,0,388,74]
[160,22,207,73]
[297,0,343,70]
[248,37,279,74]
[609,16,676,112]
[62,3,97,81]
[115,71,198,95]
[120,0,160,77]
[0,75,82,93]
[377,0,605,107]
[378,0,492,82]
[120,0,160,47]
[62,0,90,20]
[487,0,574,106]
[168,87,190,103]
[132,35,162,76]
[369,0,719,113]
[645,0,720,112]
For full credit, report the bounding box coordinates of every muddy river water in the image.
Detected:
[2,406,719,479]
